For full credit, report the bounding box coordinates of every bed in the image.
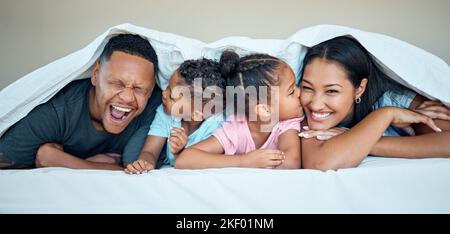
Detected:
[1,156,449,213]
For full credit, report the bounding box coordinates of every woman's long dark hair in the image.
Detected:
[300,36,405,126]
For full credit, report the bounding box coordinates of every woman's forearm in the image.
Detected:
[371,132,450,158]
[302,107,394,170]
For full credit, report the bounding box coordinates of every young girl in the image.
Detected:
[298,36,450,171]
[176,51,304,169]
[124,58,226,174]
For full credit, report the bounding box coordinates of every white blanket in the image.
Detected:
[1,157,449,213]
[0,23,449,137]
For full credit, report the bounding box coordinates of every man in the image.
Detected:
[0,34,161,170]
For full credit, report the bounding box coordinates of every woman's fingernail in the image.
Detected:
[437,127,442,132]
[303,126,309,130]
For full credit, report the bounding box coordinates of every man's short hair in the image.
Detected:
[99,34,158,75]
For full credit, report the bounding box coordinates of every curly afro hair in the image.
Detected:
[178,58,226,91]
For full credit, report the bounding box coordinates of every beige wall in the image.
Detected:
[1,0,449,89]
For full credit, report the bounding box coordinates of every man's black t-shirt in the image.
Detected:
[0,78,161,164]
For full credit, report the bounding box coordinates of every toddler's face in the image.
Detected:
[162,72,193,119]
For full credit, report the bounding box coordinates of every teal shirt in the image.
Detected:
[148,105,224,166]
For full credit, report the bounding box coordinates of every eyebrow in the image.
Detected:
[302,79,343,88]
[302,79,312,85]
[325,84,343,88]
[109,76,146,89]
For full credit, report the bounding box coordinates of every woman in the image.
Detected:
[298,36,450,170]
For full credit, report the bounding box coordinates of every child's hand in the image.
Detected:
[168,127,188,154]
[124,159,155,174]
[240,149,285,169]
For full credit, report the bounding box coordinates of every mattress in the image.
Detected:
[1,156,449,213]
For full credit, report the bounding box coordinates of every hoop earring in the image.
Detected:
[355,97,361,104]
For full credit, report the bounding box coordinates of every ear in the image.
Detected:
[355,78,368,100]
[91,60,101,87]
[191,110,204,122]
[254,103,271,119]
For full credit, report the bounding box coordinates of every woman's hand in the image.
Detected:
[413,100,450,121]
[298,126,348,140]
[389,107,441,132]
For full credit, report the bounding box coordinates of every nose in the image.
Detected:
[118,87,136,104]
[307,94,326,111]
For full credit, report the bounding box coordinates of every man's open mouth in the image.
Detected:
[110,104,133,122]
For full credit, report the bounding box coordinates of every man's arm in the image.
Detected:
[0,102,62,168]
[35,143,124,170]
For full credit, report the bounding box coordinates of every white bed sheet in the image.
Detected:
[1,157,449,213]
